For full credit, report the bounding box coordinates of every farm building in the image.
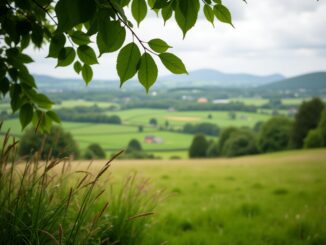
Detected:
[144,135,164,144]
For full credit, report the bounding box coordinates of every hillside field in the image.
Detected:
[1,108,274,158]
[72,149,326,244]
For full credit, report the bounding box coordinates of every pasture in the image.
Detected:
[73,149,326,244]
[1,107,274,158]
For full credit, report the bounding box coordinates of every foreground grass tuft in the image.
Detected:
[0,125,162,244]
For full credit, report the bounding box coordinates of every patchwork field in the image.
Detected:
[1,107,274,158]
[71,149,326,244]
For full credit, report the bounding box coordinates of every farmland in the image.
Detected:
[76,149,326,244]
[1,106,274,158]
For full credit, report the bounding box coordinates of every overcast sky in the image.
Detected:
[27,0,326,80]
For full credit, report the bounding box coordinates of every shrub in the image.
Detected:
[19,126,79,159]
[258,116,292,153]
[189,134,209,158]
[84,143,106,159]
[149,118,157,126]
[304,129,323,149]
[126,139,142,153]
[222,130,258,157]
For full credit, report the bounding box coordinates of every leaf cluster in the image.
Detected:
[1,0,236,130]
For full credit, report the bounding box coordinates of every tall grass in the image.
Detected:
[0,123,163,244]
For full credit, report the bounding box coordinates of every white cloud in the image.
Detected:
[27,0,326,79]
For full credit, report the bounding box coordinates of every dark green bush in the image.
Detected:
[189,134,209,158]
[19,126,80,159]
[84,143,106,159]
[126,139,142,153]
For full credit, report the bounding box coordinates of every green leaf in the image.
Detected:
[33,94,54,109]
[19,71,36,88]
[31,24,43,48]
[213,4,234,27]
[77,45,98,65]
[148,38,171,53]
[57,47,76,67]
[97,20,126,55]
[48,33,66,58]
[10,84,22,112]
[162,5,173,24]
[82,64,93,85]
[0,77,10,96]
[71,31,91,45]
[175,0,200,38]
[46,111,61,123]
[138,53,158,92]
[19,103,33,130]
[117,43,141,85]
[24,89,54,109]
[74,61,82,74]
[55,0,96,32]
[152,0,169,9]
[204,4,214,27]
[131,0,147,26]
[159,53,188,74]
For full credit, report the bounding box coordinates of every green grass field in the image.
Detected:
[111,109,272,128]
[81,149,326,244]
[1,106,274,159]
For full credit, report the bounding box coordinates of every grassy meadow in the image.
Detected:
[68,148,326,244]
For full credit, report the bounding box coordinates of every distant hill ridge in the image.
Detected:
[259,72,326,91]
[33,70,326,90]
[159,69,284,87]
[34,69,285,89]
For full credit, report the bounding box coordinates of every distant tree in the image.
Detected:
[218,127,238,153]
[183,122,220,136]
[222,131,258,157]
[165,120,169,128]
[19,126,79,159]
[258,117,292,153]
[229,111,237,120]
[290,98,324,148]
[138,125,144,133]
[149,118,158,127]
[84,143,105,159]
[189,134,209,158]
[206,141,219,158]
[304,129,323,149]
[126,139,142,153]
[208,114,213,119]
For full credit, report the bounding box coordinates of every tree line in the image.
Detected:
[189,97,326,158]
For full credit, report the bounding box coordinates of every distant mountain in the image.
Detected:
[158,69,285,88]
[33,69,286,91]
[258,72,326,91]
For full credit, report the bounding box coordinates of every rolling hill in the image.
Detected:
[158,69,284,88]
[258,72,326,91]
[34,69,285,90]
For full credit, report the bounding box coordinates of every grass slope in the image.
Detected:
[82,149,326,244]
[260,72,326,91]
